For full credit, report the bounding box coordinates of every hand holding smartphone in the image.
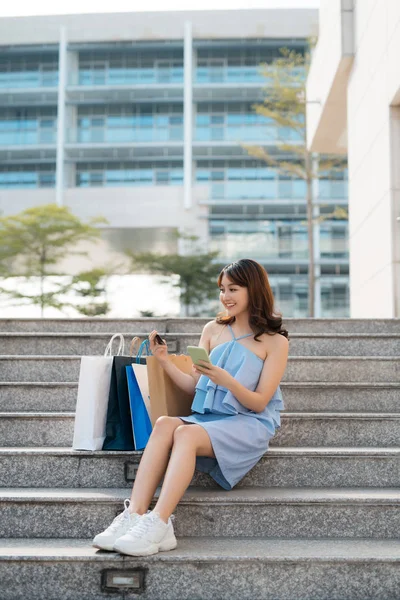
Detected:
[187,346,211,366]
[154,333,166,346]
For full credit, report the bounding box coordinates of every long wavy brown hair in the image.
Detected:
[216,259,289,342]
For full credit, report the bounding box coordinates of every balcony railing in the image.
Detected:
[71,67,184,87]
[0,65,305,89]
[0,71,58,89]
[195,126,302,143]
[205,180,347,200]
[68,127,183,143]
[0,130,57,145]
[210,234,348,260]
[195,65,305,84]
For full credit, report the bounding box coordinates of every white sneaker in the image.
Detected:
[92,499,147,551]
[113,510,177,557]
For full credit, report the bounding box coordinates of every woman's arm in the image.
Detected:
[226,334,289,412]
[194,333,289,412]
[150,321,214,396]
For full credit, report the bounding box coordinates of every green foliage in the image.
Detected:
[140,310,156,317]
[0,203,107,316]
[71,268,110,317]
[244,46,347,316]
[246,46,345,181]
[127,233,222,317]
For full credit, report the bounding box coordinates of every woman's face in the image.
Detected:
[219,273,249,316]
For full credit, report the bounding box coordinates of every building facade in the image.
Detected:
[0,8,350,317]
[306,0,400,317]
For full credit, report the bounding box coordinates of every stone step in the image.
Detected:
[1,355,400,383]
[1,331,400,356]
[0,317,399,334]
[1,447,399,489]
[2,412,400,448]
[0,383,77,412]
[0,537,399,600]
[1,487,400,540]
[1,381,399,413]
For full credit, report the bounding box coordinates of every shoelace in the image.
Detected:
[127,512,164,536]
[107,499,131,532]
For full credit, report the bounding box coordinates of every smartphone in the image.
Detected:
[187,346,211,366]
[154,334,166,345]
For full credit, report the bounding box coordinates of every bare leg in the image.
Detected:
[152,424,215,523]
[128,416,183,515]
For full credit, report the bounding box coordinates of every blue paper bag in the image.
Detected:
[126,366,152,450]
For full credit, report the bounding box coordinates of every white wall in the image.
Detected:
[0,184,208,233]
[306,0,354,154]
[346,0,400,316]
[307,0,400,316]
[0,9,318,45]
[0,184,210,275]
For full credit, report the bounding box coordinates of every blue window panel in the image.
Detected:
[195,128,211,141]
[196,169,210,181]
[211,183,225,198]
[196,114,210,126]
[210,128,224,141]
[292,179,307,198]
[226,168,245,180]
[170,115,183,125]
[170,170,184,182]
[155,116,169,126]
[169,127,183,141]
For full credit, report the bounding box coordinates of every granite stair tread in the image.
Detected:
[2,381,400,387]
[0,317,399,334]
[2,411,400,419]
[2,486,400,504]
[2,445,400,456]
[1,536,400,562]
[2,331,400,338]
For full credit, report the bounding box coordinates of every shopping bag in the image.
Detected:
[126,360,153,451]
[147,353,194,425]
[102,337,146,451]
[132,339,151,416]
[72,333,125,451]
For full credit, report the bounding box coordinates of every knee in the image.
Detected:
[153,415,180,437]
[173,424,195,447]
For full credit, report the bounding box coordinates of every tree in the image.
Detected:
[72,268,110,317]
[0,204,106,316]
[245,47,347,317]
[127,232,222,317]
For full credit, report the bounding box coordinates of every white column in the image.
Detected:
[183,21,193,211]
[390,106,400,317]
[56,26,67,207]
[312,154,321,317]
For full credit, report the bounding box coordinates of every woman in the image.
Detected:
[93,258,289,557]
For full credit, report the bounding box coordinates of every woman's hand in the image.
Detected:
[194,361,233,388]
[148,330,168,364]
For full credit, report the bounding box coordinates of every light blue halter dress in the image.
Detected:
[178,324,284,490]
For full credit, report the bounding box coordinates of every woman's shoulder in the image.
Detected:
[202,319,218,334]
[202,320,228,347]
[261,331,289,358]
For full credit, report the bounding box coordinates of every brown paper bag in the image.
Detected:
[146,354,194,425]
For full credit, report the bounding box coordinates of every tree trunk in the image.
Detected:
[40,246,46,318]
[305,152,315,318]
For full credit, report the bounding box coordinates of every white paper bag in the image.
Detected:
[72,333,125,451]
[132,363,150,414]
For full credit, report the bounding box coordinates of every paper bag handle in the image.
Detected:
[136,339,151,363]
[104,333,125,357]
[130,336,141,356]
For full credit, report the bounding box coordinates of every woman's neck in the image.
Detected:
[231,313,252,335]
